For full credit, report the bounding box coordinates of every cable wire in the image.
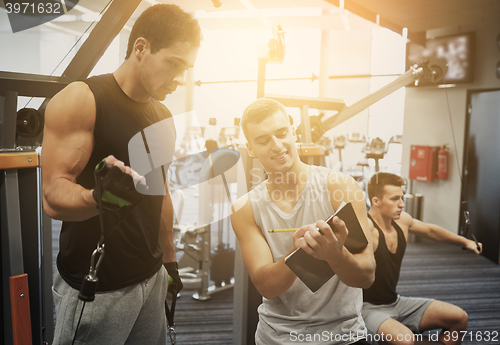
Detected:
[71,301,86,345]
[444,88,463,184]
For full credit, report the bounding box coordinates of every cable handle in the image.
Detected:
[89,244,105,279]
[165,285,178,344]
[78,244,105,302]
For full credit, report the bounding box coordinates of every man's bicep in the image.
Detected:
[407,216,431,236]
[331,173,373,246]
[231,203,273,278]
[42,83,96,185]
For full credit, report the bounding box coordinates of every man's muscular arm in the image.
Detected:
[159,184,176,263]
[402,212,482,254]
[42,82,99,221]
[42,82,140,221]
[231,196,298,299]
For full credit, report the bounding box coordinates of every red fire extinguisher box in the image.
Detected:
[409,145,438,182]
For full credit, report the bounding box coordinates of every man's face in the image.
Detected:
[139,40,198,101]
[377,185,405,219]
[246,111,297,173]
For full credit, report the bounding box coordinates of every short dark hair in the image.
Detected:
[241,98,289,141]
[125,4,202,59]
[368,172,406,201]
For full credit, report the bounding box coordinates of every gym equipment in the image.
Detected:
[348,133,367,143]
[1,95,50,345]
[459,201,480,252]
[165,285,178,345]
[268,24,286,64]
[171,147,240,301]
[333,134,347,172]
[16,108,43,139]
[363,137,387,173]
[1,149,40,345]
[218,128,239,149]
[194,147,239,300]
[297,113,324,144]
[2,3,143,342]
[264,57,448,147]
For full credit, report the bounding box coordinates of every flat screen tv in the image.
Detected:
[407,32,475,85]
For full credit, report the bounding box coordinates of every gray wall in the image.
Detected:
[401,18,500,232]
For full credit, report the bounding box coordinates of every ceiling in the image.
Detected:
[346,0,500,33]
[3,0,500,37]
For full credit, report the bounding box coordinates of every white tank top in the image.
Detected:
[249,165,366,345]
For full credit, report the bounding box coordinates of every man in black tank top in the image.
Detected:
[42,5,201,344]
[362,173,482,345]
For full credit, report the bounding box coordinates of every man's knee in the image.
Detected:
[392,332,416,345]
[378,319,416,345]
[379,331,416,345]
[451,309,468,330]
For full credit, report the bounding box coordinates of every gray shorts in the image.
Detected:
[362,296,434,335]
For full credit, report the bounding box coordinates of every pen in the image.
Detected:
[268,228,298,233]
[268,228,324,235]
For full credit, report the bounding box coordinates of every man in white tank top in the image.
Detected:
[230,98,376,345]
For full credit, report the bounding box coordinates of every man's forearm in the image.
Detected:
[159,193,176,263]
[428,224,468,246]
[43,178,98,221]
[327,247,375,289]
[251,258,297,299]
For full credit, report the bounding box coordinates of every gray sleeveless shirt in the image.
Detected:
[249,165,366,345]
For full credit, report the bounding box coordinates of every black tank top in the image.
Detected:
[363,214,407,305]
[57,73,176,291]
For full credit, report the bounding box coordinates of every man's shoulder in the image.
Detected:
[151,99,173,119]
[46,81,95,127]
[82,73,114,97]
[232,193,250,214]
[393,212,413,233]
[326,170,355,187]
[230,194,257,231]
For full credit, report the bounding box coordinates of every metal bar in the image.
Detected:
[300,105,311,143]
[256,57,267,98]
[196,75,315,86]
[0,92,18,150]
[9,274,32,345]
[18,167,43,345]
[0,152,40,169]
[1,169,25,345]
[38,0,142,113]
[322,68,417,132]
[232,242,248,345]
[41,210,54,344]
[0,72,68,98]
[266,94,345,111]
[192,225,212,301]
[61,0,142,82]
[329,73,401,79]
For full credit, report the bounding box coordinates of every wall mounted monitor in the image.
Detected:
[407,32,475,85]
